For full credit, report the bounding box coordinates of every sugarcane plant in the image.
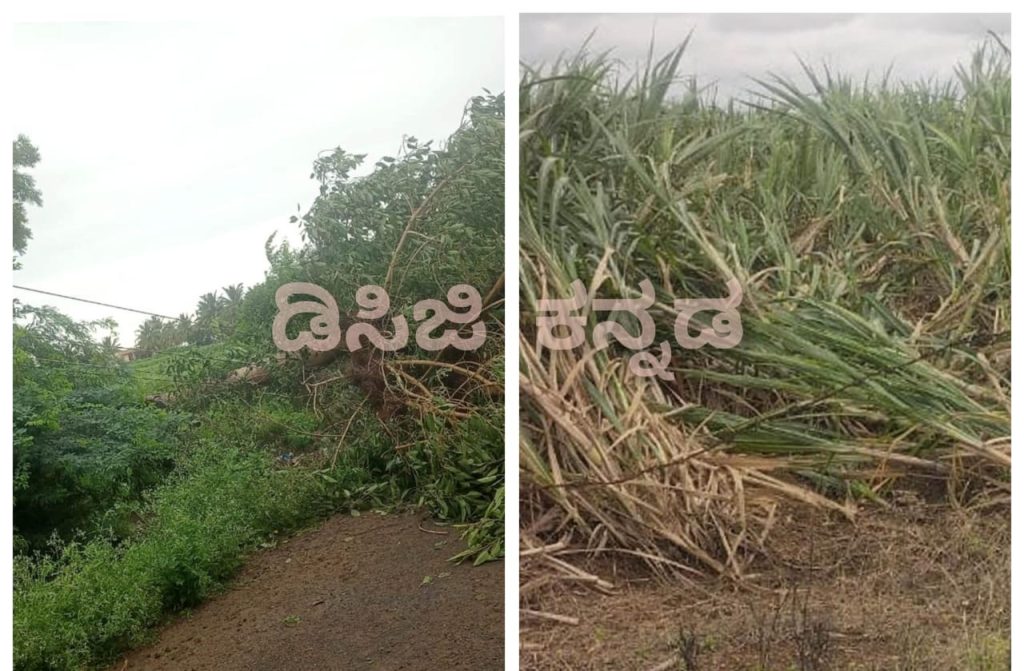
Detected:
[519,39,1010,588]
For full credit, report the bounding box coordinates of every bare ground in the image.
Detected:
[521,501,1009,671]
[111,511,503,671]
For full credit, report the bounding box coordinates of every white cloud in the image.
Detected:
[520,13,1008,99]
[14,18,504,343]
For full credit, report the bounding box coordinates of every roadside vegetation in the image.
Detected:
[13,91,504,671]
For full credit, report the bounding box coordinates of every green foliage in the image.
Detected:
[133,284,249,352]
[13,134,42,266]
[160,343,246,388]
[134,315,183,353]
[320,405,506,564]
[296,92,504,313]
[231,258,308,353]
[226,92,507,561]
[16,398,185,549]
[189,396,320,456]
[13,304,185,551]
[409,411,503,525]
[289,92,506,562]
[13,444,327,671]
[450,484,504,566]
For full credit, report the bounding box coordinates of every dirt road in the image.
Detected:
[112,512,503,671]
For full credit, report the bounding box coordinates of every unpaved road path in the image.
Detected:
[111,512,503,671]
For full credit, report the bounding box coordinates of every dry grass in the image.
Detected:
[521,502,1010,670]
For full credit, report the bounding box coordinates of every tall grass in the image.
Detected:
[519,41,1010,587]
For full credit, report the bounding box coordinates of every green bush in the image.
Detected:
[14,304,188,551]
[15,397,185,548]
[13,444,327,671]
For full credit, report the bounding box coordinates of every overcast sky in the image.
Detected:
[13,19,503,345]
[521,14,1009,99]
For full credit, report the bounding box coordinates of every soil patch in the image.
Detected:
[113,511,503,671]
[521,503,1009,670]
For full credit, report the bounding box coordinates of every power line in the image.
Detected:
[13,285,181,321]
[13,285,279,367]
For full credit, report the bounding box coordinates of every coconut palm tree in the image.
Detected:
[174,313,194,346]
[100,334,121,356]
[219,284,245,337]
[196,292,222,322]
[135,316,165,352]
[222,283,245,306]
[193,292,223,345]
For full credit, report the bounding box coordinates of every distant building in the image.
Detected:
[114,347,143,362]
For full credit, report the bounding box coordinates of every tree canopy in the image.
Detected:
[13,134,42,268]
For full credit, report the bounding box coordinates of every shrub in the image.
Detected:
[13,444,326,671]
